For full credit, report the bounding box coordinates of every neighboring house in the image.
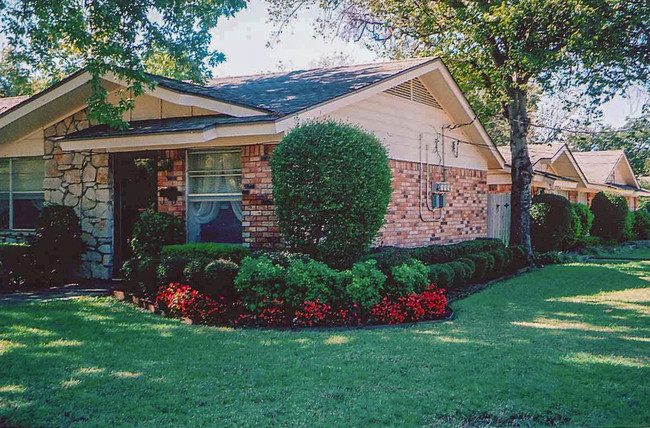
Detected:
[487,143,650,241]
[0,58,505,279]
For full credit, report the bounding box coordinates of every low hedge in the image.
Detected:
[160,243,251,264]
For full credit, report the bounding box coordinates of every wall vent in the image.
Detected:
[385,78,443,110]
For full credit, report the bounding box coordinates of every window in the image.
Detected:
[187,149,242,243]
[0,157,44,230]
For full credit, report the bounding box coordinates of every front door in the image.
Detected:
[113,152,158,274]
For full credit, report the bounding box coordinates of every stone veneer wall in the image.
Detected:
[374,160,488,247]
[43,111,114,279]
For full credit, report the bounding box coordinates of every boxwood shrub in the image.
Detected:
[161,243,250,264]
[389,259,429,296]
[531,193,574,252]
[633,209,650,239]
[590,192,629,240]
[130,209,185,258]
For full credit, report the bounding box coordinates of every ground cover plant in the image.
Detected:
[1,251,648,427]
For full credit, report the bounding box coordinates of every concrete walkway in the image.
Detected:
[0,281,118,305]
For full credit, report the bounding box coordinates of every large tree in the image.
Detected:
[267,0,650,258]
[0,0,246,126]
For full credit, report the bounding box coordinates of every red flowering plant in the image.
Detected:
[293,300,359,327]
[232,299,289,327]
[155,283,227,324]
[370,285,447,325]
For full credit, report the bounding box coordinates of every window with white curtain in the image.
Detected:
[0,157,45,230]
[187,149,243,243]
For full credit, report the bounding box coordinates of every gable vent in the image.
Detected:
[385,78,443,110]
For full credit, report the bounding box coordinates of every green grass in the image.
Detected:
[1,256,649,427]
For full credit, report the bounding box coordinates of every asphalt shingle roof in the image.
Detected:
[0,96,30,115]
[572,150,624,185]
[497,144,564,166]
[154,58,434,116]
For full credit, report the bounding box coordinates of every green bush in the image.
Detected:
[344,260,386,310]
[506,246,528,271]
[466,253,490,282]
[156,257,188,285]
[623,212,635,242]
[121,258,139,283]
[161,243,250,264]
[33,205,84,285]
[234,255,286,311]
[389,259,429,297]
[285,258,345,307]
[590,192,629,240]
[428,263,455,289]
[489,249,509,278]
[130,209,185,258]
[0,243,37,291]
[571,203,593,239]
[530,193,574,252]
[458,258,476,280]
[632,209,650,239]
[270,120,392,265]
[537,251,580,265]
[136,256,160,296]
[447,262,471,289]
[363,248,413,277]
[183,259,209,288]
[409,238,504,265]
[203,259,239,301]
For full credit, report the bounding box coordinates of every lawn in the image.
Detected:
[1,255,649,427]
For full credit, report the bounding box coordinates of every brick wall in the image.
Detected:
[241,144,282,249]
[157,149,186,219]
[375,160,488,247]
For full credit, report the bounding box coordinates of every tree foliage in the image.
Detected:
[0,0,246,126]
[267,0,650,256]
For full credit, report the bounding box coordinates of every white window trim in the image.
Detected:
[0,157,45,231]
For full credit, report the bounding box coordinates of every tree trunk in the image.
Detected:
[506,85,534,261]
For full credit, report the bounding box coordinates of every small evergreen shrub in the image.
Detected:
[0,243,36,291]
[344,260,386,310]
[156,257,188,285]
[203,259,239,301]
[623,212,635,241]
[571,203,593,239]
[136,256,160,296]
[161,243,250,264]
[448,261,471,289]
[530,193,574,252]
[34,205,84,285]
[632,209,650,239]
[183,259,210,290]
[506,246,528,271]
[271,120,392,265]
[427,263,454,289]
[590,192,629,240]
[466,253,490,282]
[235,255,286,311]
[131,209,185,258]
[389,259,429,296]
[285,258,345,307]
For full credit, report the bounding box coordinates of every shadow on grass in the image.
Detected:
[0,261,648,427]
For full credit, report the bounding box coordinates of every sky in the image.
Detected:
[211,0,647,128]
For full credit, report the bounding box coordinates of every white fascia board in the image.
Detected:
[102,72,267,117]
[59,121,279,151]
[0,71,91,130]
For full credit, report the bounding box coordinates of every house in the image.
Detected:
[0,58,506,279]
[487,143,650,241]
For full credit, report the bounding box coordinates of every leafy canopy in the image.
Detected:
[0,0,246,126]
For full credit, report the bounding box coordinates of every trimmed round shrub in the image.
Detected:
[156,257,188,285]
[458,257,476,280]
[428,264,454,289]
[632,209,650,240]
[448,262,471,289]
[285,258,345,307]
[344,260,386,310]
[235,255,286,311]
[203,259,239,301]
[34,205,84,284]
[507,246,528,271]
[389,259,429,296]
[270,120,392,265]
[466,253,490,282]
[130,209,185,258]
[530,193,574,252]
[364,247,413,277]
[182,258,210,289]
[590,192,629,240]
[137,256,160,296]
